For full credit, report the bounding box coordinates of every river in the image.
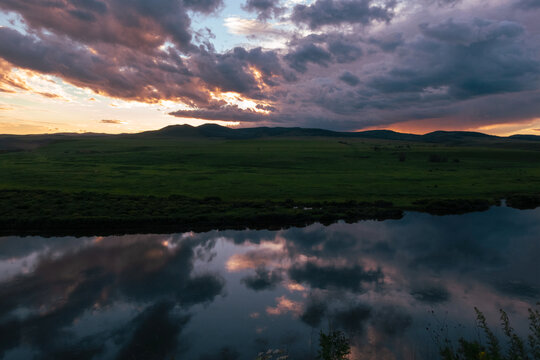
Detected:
[0,205,539,359]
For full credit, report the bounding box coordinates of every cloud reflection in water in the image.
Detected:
[0,206,539,359]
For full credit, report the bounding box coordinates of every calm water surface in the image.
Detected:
[0,206,539,359]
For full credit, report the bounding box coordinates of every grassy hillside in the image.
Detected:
[1,126,540,234]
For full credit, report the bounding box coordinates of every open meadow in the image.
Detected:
[1,127,540,234]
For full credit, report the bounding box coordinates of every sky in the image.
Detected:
[0,0,540,135]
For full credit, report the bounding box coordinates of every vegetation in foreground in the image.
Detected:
[1,125,540,235]
[439,306,540,360]
[265,305,540,360]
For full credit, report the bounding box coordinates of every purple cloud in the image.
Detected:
[0,0,540,132]
[291,0,395,29]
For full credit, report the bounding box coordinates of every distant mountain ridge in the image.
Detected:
[2,124,540,152]
[509,134,540,141]
[143,123,524,143]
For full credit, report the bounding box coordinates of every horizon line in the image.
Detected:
[1,122,538,138]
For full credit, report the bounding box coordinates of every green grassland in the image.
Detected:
[1,130,540,235]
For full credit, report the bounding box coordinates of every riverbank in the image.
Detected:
[1,189,538,236]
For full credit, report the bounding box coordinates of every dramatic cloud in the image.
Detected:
[0,0,287,114]
[0,0,222,50]
[369,19,538,100]
[288,261,383,292]
[116,302,191,360]
[0,234,224,356]
[291,0,395,29]
[192,47,288,98]
[333,303,372,334]
[0,27,209,104]
[410,284,451,303]
[1,0,540,133]
[285,42,332,73]
[515,0,540,9]
[286,33,364,71]
[339,71,360,86]
[368,32,404,52]
[2,207,540,358]
[493,280,540,299]
[241,266,283,291]
[370,306,412,336]
[300,300,328,328]
[242,0,284,20]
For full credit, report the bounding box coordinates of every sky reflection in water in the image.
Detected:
[0,206,539,360]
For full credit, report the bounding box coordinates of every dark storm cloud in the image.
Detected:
[277,16,540,129]
[0,272,111,356]
[285,33,363,73]
[1,0,540,131]
[370,305,412,336]
[368,19,539,100]
[179,274,226,306]
[515,0,540,9]
[71,0,108,14]
[170,105,268,122]
[410,284,451,303]
[282,226,332,250]
[285,43,332,73]
[0,0,202,50]
[368,32,404,52]
[169,102,341,126]
[291,0,395,29]
[0,27,98,78]
[493,280,540,299]
[0,0,287,108]
[327,37,363,63]
[194,51,258,95]
[288,261,383,292]
[282,226,360,257]
[184,0,224,13]
[332,303,372,334]
[0,0,222,50]
[0,27,213,105]
[242,0,284,20]
[420,18,524,45]
[116,302,190,360]
[0,28,287,106]
[300,300,328,328]
[68,8,98,22]
[339,71,360,86]
[241,267,283,291]
[431,0,461,6]
[0,235,224,356]
[193,47,288,98]
[294,85,368,116]
[410,234,503,271]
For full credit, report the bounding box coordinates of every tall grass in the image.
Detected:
[440,304,540,360]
